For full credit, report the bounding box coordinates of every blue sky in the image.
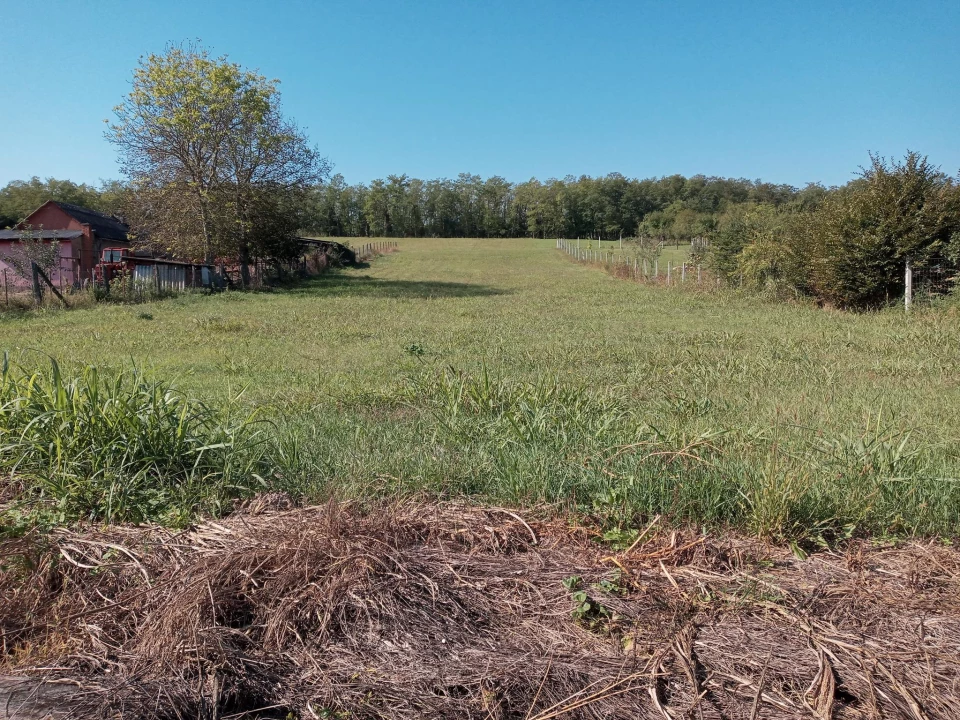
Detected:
[1,0,957,188]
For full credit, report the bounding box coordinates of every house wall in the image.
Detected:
[20,203,94,279]
[0,241,75,290]
[25,204,84,234]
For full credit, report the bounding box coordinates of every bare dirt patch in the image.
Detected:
[1,502,958,718]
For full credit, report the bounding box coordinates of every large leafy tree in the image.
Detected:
[108,44,328,275]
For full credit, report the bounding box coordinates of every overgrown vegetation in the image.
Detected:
[708,152,960,307]
[0,357,270,528]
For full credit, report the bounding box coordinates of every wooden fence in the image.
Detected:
[556,238,712,287]
[351,240,398,261]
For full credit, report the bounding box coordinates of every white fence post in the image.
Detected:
[905,258,913,313]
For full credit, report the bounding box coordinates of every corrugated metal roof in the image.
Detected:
[0,229,83,240]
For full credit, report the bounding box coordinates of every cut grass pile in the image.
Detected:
[0,238,959,540]
[2,501,959,719]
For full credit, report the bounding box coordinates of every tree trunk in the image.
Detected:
[196,186,214,265]
[30,262,43,306]
[239,242,252,288]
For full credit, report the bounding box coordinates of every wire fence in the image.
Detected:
[351,240,398,261]
[911,263,958,297]
[556,238,714,287]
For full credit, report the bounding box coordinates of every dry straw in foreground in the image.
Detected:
[1,499,958,719]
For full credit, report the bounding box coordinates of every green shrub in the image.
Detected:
[803,152,960,308]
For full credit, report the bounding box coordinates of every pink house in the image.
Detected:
[0,201,129,287]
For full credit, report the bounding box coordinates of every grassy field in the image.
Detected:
[2,237,959,540]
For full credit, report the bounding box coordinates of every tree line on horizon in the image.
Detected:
[0,171,823,243]
[300,172,829,242]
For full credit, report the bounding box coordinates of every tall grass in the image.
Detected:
[0,357,271,527]
[1,357,958,542]
[271,363,960,543]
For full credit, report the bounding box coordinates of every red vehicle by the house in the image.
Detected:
[93,247,133,284]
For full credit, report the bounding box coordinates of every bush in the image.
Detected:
[804,152,960,308]
[707,153,960,309]
[0,357,271,527]
[709,204,806,295]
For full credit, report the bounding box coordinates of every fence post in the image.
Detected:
[697,265,702,284]
[667,261,672,286]
[681,263,686,283]
[905,258,913,313]
[3,269,7,307]
[31,262,66,305]
[654,259,658,278]
[30,262,43,306]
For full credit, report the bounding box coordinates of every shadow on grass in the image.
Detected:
[290,273,509,299]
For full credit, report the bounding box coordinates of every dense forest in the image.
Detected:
[300,172,828,241]
[0,172,826,244]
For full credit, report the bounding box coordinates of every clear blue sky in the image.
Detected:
[1,0,957,188]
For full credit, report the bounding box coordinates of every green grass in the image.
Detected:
[0,357,271,530]
[1,238,959,541]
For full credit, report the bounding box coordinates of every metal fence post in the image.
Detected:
[905,258,913,313]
